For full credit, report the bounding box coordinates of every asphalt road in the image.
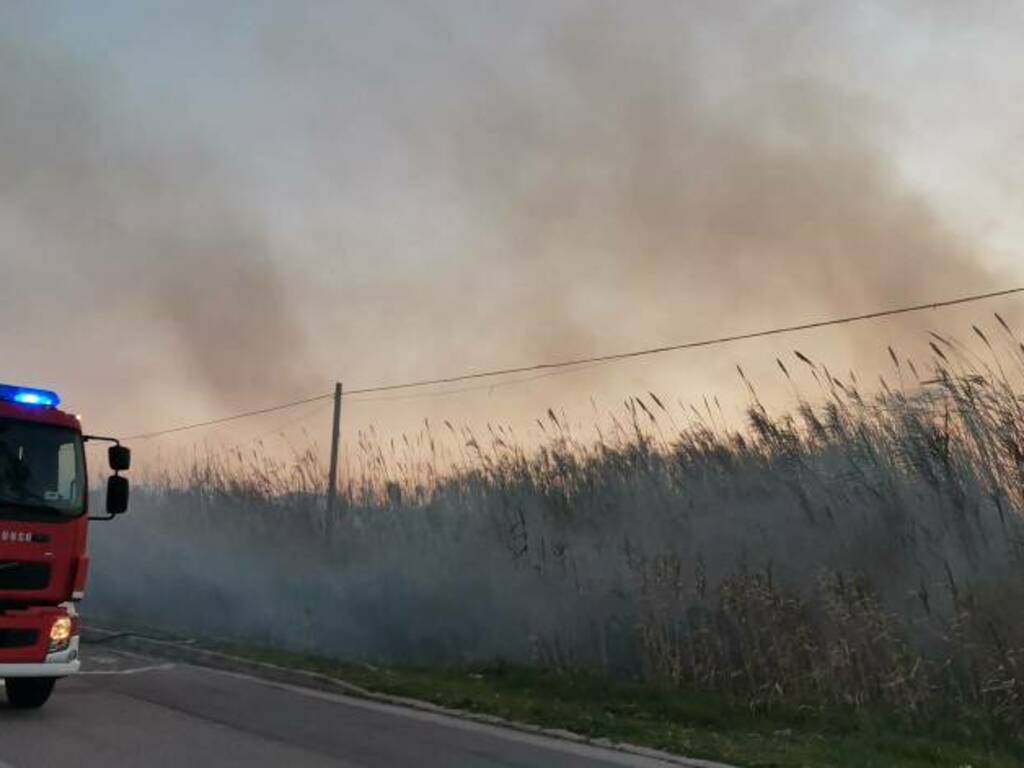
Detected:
[0,648,690,768]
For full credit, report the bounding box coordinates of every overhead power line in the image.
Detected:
[342,286,1024,396]
[125,285,1024,441]
[346,360,608,404]
[126,393,334,440]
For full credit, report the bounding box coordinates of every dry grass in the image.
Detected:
[90,316,1024,738]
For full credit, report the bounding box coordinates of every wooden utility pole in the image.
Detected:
[326,381,343,531]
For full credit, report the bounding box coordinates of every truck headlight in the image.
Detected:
[49,616,73,653]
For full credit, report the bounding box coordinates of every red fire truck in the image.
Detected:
[0,383,129,709]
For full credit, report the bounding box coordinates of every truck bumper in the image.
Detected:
[0,636,80,678]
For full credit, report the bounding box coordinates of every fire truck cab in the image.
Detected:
[0,383,129,709]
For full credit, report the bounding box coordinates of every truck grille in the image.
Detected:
[0,562,50,591]
[0,628,38,649]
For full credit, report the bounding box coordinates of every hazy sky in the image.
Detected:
[2,1,1023,467]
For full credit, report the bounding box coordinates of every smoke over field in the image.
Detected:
[3,3,1021,450]
[0,28,310,405]
[88,328,1024,733]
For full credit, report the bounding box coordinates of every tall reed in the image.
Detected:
[90,320,1024,734]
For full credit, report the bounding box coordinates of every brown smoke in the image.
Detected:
[433,7,1006,369]
[0,3,1015,444]
[0,31,309,408]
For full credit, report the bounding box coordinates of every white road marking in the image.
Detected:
[79,662,176,676]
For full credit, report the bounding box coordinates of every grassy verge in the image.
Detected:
[209,642,1019,768]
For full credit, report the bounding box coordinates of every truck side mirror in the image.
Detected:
[106,475,130,515]
[109,445,131,472]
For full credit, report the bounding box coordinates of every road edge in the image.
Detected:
[82,626,737,768]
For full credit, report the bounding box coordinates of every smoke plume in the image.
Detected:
[1,2,1018,442]
[0,27,310,411]
[431,7,1006,363]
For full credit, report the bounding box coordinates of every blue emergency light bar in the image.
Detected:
[0,383,61,408]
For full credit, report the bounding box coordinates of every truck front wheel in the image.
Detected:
[4,677,56,709]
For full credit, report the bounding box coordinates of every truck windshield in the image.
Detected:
[0,418,84,520]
